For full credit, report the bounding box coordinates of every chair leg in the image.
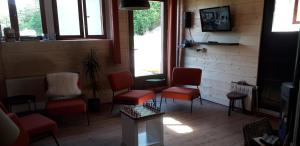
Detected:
[242,98,245,113]
[199,93,203,105]
[228,100,232,116]
[160,97,163,111]
[34,102,37,111]
[86,112,90,126]
[190,99,193,113]
[153,95,157,106]
[27,101,31,111]
[232,100,235,111]
[51,133,60,146]
[111,102,115,113]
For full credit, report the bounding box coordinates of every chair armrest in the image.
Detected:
[7,113,30,146]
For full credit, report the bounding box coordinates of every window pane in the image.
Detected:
[272,0,300,32]
[133,2,163,77]
[0,0,11,37]
[15,0,43,36]
[86,0,103,35]
[57,0,80,35]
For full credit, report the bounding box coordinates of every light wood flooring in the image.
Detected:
[31,99,267,146]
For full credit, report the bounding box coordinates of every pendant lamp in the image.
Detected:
[120,0,150,10]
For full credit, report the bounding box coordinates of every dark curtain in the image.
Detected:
[167,0,178,84]
[111,0,121,64]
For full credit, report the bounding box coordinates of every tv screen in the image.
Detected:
[199,6,231,32]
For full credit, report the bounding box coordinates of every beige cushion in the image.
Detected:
[46,72,82,99]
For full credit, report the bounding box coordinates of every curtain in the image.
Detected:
[167,0,178,84]
[111,0,121,64]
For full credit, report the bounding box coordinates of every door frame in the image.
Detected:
[128,0,168,89]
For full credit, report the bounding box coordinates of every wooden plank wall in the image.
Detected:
[0,11,130,103]
[182,0,264,106]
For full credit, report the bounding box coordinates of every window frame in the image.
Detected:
[52,0,106,40]
[293,0,300,24]
[6,0,47,39]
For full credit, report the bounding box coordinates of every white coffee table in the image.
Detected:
[121,105,164,146]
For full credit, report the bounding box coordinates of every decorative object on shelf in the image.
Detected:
[120,0,150,10]
[0,109,20,146]
[183,39,194,48]
[42,33,49,41]
[83,49,101,112]
[49,33,56,40]
[195,41,239,45]
[3,27,16,42]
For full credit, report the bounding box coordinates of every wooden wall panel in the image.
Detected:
[0,12,130,104]
[183,0,264,106]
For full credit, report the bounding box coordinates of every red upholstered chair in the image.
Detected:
[0,102,59,146]
[160,67,202,113]
[108,71,155,112]
[45,72,89,125]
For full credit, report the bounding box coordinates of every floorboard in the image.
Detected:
[31,99,269,146]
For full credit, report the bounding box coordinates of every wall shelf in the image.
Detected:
[195,42,239,46]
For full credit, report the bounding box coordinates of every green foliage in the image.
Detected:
[83,49,101,99]
[133,2,161,35]
[0,17,10,27]
[18,7,43,36]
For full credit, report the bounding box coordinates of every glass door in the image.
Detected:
[130,0,166,88]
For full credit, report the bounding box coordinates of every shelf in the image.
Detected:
[195,42,239,46]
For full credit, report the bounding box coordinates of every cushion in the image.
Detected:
[172,67,202,86]
[46,72,82,99]
[108,71,134,91]
[18,113,57,137]
[115,90,155,105]
[46,98,86,116]
[161,87,200,100]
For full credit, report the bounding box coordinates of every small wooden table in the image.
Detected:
[145,78,167,105]
[121,105,164,146]
[3,95,36,112]
[226,91,247,116]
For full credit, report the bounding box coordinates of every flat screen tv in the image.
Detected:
[199,6,232,32]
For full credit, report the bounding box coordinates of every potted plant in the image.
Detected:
[83,49,101,112]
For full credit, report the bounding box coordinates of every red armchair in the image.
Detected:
[0,102,59,146]
[160,67,202,113]
[45,72,89,125]
[108,71,155,112]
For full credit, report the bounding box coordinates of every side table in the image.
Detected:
[2,95,36,112]
[145,78,167,106]
[226,91,247,116]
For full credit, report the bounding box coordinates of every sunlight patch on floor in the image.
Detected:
[163,117,193,134]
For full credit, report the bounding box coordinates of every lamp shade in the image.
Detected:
[0,109,20,146]
[120,0,150,10]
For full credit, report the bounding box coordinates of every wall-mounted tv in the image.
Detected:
[199,6,232,32]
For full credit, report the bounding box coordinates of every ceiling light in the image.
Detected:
[120,0,150,10]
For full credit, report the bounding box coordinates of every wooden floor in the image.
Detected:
[31,99,265,146]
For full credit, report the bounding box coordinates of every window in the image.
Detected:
[0,0,45,38]
[272,0,300,32]
[15,0,44,36]
[53,0,105,39]
[0,0,11,37]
